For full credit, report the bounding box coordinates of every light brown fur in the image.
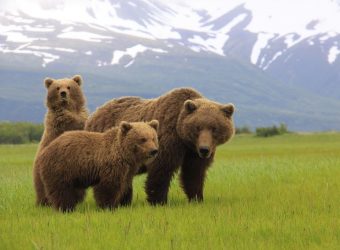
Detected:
[33,75,88,206]
[36,121,159,212]
[85,88,235,205]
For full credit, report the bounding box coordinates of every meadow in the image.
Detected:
[0,133,339,249]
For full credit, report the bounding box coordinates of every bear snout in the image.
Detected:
[198,146,210,158]
[149,149,158,157]
[60,91,67,98]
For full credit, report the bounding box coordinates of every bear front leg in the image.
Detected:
[54,109,85,132]
[33,164,50,206]
[180,151,214,202]
[145,167,175,205]
[118,186,133,207]
[93,182,122,210]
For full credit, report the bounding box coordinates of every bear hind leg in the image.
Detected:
[47,187,81,212]
[118,186,133,207]
[33,168,50,206]
[93,183,122,210]
[75,188,86,203]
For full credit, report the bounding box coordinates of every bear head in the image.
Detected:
[176,98,235,159]
[44,75,85,111]
[119,120,159,165]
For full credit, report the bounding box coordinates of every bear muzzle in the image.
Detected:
[143,149,158,165]
[149,149,158,157]
[197,129,213,158]
[59,91,69,104]
[198,145,212,159]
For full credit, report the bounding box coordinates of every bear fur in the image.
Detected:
[36,120,159,212]
[85,88,235,205]
[33,75,89,206]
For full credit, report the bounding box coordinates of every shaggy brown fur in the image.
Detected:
[36,120,159,212]
[85,88,235,205]
[33,75,88,206]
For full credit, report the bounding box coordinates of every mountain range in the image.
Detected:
[0,0,340,131]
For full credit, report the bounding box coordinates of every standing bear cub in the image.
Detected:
[33,75,89,206]
[36,120,159,212]
[85,88,235,205]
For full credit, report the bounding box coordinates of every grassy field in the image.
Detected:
[0,133,339,249]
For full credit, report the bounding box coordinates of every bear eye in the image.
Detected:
[140,138,147,143]
[67,86,71,90]
[211,127,217,133]
[56,87,60,91]
[196,125,201,131]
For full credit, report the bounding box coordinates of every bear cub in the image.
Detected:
[36,120,159,212]
[33,75,88,206]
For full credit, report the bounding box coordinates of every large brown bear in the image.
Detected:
[85,88,235,205]
[36,120,159,212]
[33,75,89,206]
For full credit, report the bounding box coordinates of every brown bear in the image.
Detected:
[36,120,159,212]
[33,75,89,206]
[85,88,235,205]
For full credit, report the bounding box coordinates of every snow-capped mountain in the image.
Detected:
[1,0,340,130]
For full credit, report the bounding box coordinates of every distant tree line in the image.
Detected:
[0,122,44,144]
[0,122,290,144]
[236,123,289,137]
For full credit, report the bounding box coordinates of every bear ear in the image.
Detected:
[184,100,197,113]
[44,78,55,89]
[221,103,235,117]
[72,75,83,86]
[148,120,159,131]
[120,121,132,135]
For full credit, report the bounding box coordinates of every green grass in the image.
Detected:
[0,133,339,249]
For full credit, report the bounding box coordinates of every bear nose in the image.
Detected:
[60,91,67,98]
[199,146,210,156]
[149,149,158,157]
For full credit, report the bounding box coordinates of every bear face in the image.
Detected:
[44,75,85,111]
[176,98,235,159]
[119,120,159,165]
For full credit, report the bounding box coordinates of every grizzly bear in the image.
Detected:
[36,120,159,212]
[33,75,88,206]
[85,88,235,205]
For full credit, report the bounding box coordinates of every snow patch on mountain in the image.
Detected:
[111,45,167,67]
[192,13,248,56]
[57,31,113,43]
[251,33,275,65]
[263,51,283,70]
[27,46,76,53]
[188,35,227,55]
[4,32,39,43]
[319,32,338,43]
[0,44,59,67]
[284,33,301,48]
[328,46,340,64]
[4,13,35,24]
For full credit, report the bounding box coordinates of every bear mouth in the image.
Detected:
[198,153,211,159]
[60,98,69,105]
[144,155,157,165]
[197,150,212,159]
